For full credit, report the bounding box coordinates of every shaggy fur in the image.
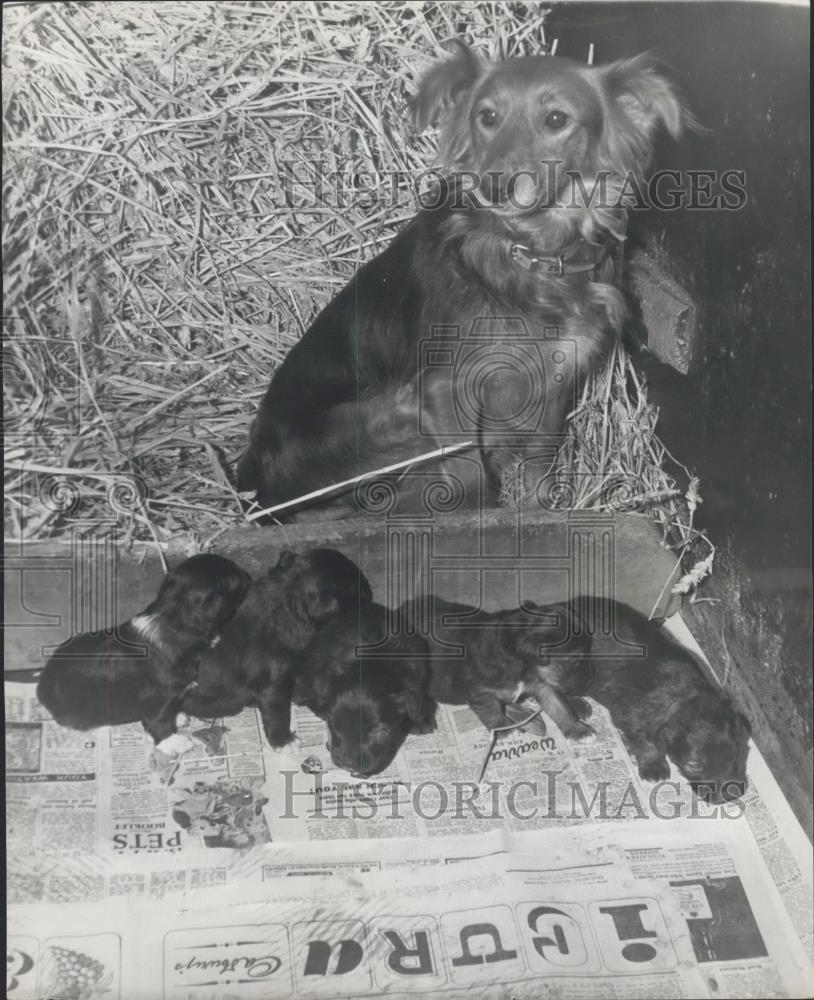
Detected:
[293,601,436,776]
[414,595,594,736]
[553,599,751,802]
[179,549,373,749]
[34,555,251,741]
[238,44,694,516]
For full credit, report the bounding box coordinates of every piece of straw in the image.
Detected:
[245,441,474,521]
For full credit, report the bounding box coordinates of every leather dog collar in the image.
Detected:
[509,242,599,277]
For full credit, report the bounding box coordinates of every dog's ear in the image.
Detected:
[601,54,693,141]
[596,54,700,174]
[409,39,486,131]
[511,627,553,665]
[393,684,434,726]
[656,702,688,753]
[275,549,296,571]
[301,583,339,622]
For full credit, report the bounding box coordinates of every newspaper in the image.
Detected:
[7,824,813,999]
[5,613,814,999]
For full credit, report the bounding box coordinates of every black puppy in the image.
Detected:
[34,554,251,742]
[180,548,373,750]
[550,599,751,803]
[416,596,594,737]
[293,601,436,777]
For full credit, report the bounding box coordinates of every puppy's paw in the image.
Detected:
[148,748,182,786]
[638,757,671,783]
[175,712,192,732]
[155,732,197,759]
[269,732,303,754]
[569,697,593,721]
[566,721,596,744]
[148,748,175,772]
[410,716,437,735]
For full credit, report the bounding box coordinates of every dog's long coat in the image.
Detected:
[239,46,694,516]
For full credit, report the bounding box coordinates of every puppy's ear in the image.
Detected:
[409,39,486,131]
[511,627,552,665]
[235,567,252,600]
[656,703,687,753]
[393,685,435,726]
[275,550,296,571]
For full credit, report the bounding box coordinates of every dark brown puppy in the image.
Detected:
[293,602,436,777]
[415,596,594,737]
[34,554,251,742]
[238,46,695,517]
[180,549,373,750]
[554,599,751,803]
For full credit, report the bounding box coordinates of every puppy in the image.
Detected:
[553,599,751,803]
[415,596,594,737]
[292,601,436,777]
[34,554,251,742]
[239,45,695,517]
[179,548,373,750]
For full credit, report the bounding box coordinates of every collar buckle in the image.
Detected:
[510,243,564,276]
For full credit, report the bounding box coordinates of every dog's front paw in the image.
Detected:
[148,748,183,785]
[638,757,671,783]
[175,712,192,732]
[569,697,593,721]
[268,732,303,754]
[148,748,175,772]
[154,731,197,759]
[410,716,438,735]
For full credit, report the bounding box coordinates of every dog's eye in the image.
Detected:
[545,110,569,130]
[477,108,498,128]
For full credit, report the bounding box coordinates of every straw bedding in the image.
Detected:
[2,1,711,588]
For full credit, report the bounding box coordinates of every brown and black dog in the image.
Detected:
[550,599,751,803]
[178,549,373,750]
[294,596,593,777]
[238,45,695,517]
[31,554,251,742]
[416,596,594,737]
[293,601,436,777]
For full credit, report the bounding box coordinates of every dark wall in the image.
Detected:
[546,2,812,829]
[549,1,811,568]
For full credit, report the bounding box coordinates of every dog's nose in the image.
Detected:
[510,172,539,209]
[479,170,540,210]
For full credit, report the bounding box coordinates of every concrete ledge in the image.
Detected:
[7,508,809,836]
[5,509,681,668]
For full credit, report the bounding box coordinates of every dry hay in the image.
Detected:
[2,1,712,589]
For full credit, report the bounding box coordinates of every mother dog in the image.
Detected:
[239,43,694,516]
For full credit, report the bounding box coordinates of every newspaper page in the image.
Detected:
[6,632,814,1000]
[7,823,813,999]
